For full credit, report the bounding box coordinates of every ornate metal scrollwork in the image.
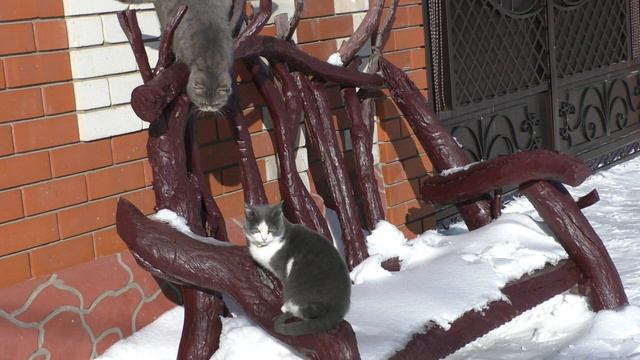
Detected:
[559,73,640,148]
[586,141,640,170]
[451,106,542,162]
[486,0,544,19]
[553,0,589,10]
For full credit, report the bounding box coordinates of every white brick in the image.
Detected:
[63,0,128,16]
[298,171,311,191]
[101,11,160,44]
[73,79,111,111]
[145,41,160,68]
[343,129,352,151]
[70,44,137,79]
[295,124,305,148]
[265,155,279,181]
[335,0,369,14]
[78,105,143,141]
[66,16,104,48]
[372,143,380,164]
[373,119,379,144]
[130,3,155,10]
[295,148,308,171]
[108,72,144,105]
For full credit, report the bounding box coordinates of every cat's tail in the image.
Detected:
[274,312,343,336]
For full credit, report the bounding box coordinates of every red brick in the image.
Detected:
[0,190,23,223]
[86,162,145,200]
[299,41,338,60]
[13,114,79,153]
[94,227,127,257]
[381,161,407,185]
[0,125,13,156]
[111,131,148,163]
[303,0,334,17]
[22,175,87,216]
[384,50,414,71]
[196,115,217,144]
[237,82,265,109]
[244,107,264,134]
[385,179,419,206]
[391,27,425,51]
[376,98,402,119]
[42,83,75,115]
[58,198,117,238]
[0,88,44,123]
[0,214,58,256]
[378,137,418,162]
[0,151,51,190]
[142,159,153,186]
[200,141,240,171]
[122,188,156,215]
[50,140,113,177]
[207,171,223,196]
[0,23,35,55]
[33,19,68,51]
[379,118,402,141]
[392,5,424,28]
[251,131,275,158]
[403,154,433,178]
[217,190,245,218]
[29,235,94,277]
[0,0,63,21]
[4,52,72,88]
[0,253,30,288]
[221,166,242,193]
[264,180,282,204]
[298,15,354,43]
[0,60,5,89]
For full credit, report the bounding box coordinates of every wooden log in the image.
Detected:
[391,260,582,359]
[130,62,190,123]
[235,35,384,88]
[342,84,385,230]
[116,198,361,360]
[295,74,369,269]
[380,58,492,230]
[421,150,592,206]
[251,59,332,239]
[521,181,628,311]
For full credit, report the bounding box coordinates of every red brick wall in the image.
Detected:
[0,0,434,290]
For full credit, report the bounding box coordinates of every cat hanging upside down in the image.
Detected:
[244,203,352,336]
[117,0,233,112]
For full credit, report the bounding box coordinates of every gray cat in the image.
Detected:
[244,203,351,336]
[117,0,233,112]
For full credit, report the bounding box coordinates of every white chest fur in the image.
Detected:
[249,239,284,274]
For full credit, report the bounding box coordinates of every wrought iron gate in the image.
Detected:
[425,0,640,170]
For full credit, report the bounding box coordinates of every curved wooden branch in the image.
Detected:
[250,58,332,238]
[131,62,190,123]
[238,0,272,40]
[338,0,384,65]
[118,10,153,83]
[392,260,582,359]
[235,36,384,88]
[230,0,247,37]
[342,76,385,230]
[380,58,492,230]
[576,189,599,209]
[295,74,369,269]
[421,150,592,206]
[116,198,361,359]
[520,181,628,311]
[226,85,268,205]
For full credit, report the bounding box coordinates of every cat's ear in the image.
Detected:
[271,201,284,218]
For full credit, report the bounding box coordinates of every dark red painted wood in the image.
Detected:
[116,199,361,360]
[421,150,592,206]
[379,58,493,230]
[391,260,582,359]
[295,74,369,270]
[521,181,628,311]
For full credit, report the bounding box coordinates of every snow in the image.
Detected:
[100,156,640,359]
[150,209,231,246]
[327,52,344,67]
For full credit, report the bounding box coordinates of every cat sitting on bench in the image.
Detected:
[244,203,352,336]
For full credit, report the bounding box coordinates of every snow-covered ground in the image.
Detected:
[99,156,640,359]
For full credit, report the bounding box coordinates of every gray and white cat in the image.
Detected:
[244,203,351,336]
[117,0,233,112]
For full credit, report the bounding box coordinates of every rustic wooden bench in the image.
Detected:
[114,1,628,359]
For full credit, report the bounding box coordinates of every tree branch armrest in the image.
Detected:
[115,198,361,359]
[421,150,592,206]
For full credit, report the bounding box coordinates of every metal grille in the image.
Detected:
[553,0,630,78]
[447,0,549,107]
[631,0,640,59]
